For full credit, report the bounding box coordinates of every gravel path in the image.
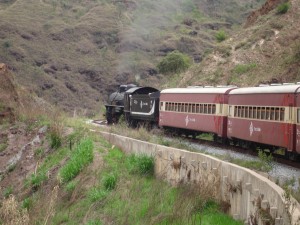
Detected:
[186,140,300,189]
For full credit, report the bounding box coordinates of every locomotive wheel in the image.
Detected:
[106,111,113,125]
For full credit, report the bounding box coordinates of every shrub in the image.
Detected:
[102,173,117,191]
[215,30,226,42]
[277,2,290,14]
[59,138,94,183]
[157,51,191,74]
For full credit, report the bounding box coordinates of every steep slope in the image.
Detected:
[177,0,300,87]
[0,63,17,122]
[0,0,265,114]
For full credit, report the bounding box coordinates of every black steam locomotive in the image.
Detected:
[105,84,160,126]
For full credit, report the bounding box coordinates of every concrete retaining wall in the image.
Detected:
[101,131,300,225]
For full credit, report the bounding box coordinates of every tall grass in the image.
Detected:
[59,138,94,183]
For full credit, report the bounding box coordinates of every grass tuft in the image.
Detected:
[102,173,117,191]
[127,154,155,176]
[59,138,94,183]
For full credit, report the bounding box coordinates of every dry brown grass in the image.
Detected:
[0,194,30,225]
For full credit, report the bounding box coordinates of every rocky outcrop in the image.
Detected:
[245,0,286,27]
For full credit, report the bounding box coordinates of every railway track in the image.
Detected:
[91,120,300,169]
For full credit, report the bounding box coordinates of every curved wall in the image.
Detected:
[101,131,300,225]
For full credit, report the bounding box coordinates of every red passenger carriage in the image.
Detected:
[159,87,235,140]
[227,85,300,159]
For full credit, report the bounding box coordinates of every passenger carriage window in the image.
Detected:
[253,107,257,119]
[212,104,216,114]
[257,107,261,119]
[261,107,266,120]
[245,106,249,118]
[181,103,184,112]
[234,106,238,117]
[196,104,200,113]
[298,109,300,124]
[270,107,275,120]
[208,105,212,114]
[241,106,245,118]
[238,106,242,117]
[204,104,208,114]
[249,107,252,118]
[160,102,163,111]
[280,108,284,121]
[275,108,280,121]
[266,107,270,120]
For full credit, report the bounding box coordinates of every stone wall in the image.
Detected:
[101,131,300,225]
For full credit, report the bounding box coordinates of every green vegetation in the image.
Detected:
[22,198,32,210]
[50,143,241,224]
[216,30,227,42]
[59,138,94,183]
[102,173,117,191]
[0,135,8,152]
[126,154,155,176]
[277,2,290,14]
[233,63,257,75]
[3,186,13,198]
[257,150,274,172]
[157,51,192,74]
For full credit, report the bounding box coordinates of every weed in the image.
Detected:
[29,172,47,190]
[3,186,13,198]
[157,51,191,74]
[85,220,103,225]
[102,173,117,191]
[216,30,227,42]
[7,163,16,172]
[0,143,8,152]
[49,111,64,149]
[59,138,94,183]
[21,198,32,210]
[88,187,108,202]
[233,63,257,75]
[127,154,155,176]
[65,181,77,193]
[277,2,290,14]
[257,150,274,173]
[34,147,44,158]
[3,40,11,48]
[0,195,30,225]
[49,130,62,149]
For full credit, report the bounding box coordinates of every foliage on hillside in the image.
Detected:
[0,0,265,114]
[176,0,300,88]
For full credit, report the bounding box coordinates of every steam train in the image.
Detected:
[105,84,300,160]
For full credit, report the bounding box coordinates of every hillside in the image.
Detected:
[0,0,265,114]
[176,0,300,87]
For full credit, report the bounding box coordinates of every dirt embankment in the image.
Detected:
[0,63,19,122]
[245,0,286,27]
